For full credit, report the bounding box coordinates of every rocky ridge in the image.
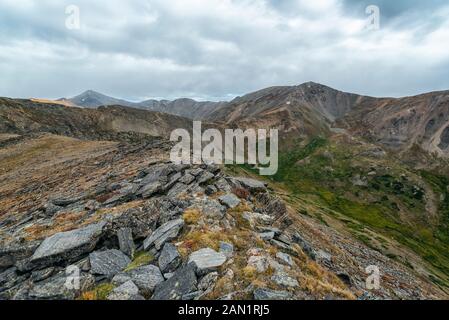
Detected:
[0,151,444,300]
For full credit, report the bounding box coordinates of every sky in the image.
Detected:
[0,0,448,101]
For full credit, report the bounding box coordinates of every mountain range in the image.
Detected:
[1,82,449,300]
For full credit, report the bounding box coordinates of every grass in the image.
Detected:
[80,283,115,300]
[231,136,449,286]
[124,251,154,272]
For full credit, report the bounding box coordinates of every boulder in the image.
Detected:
[253,288,292,300]
[152,263,197,300]
[143,219,185,251]
[179,173,195,185]
[259,232,275,241]
[113,265,164,295]
[117,228,135,258]
[198,272,218,292]
[231,177,266,193]
[188,248,227,276]
[107,281,144,300]
[29,222,106,270]
[276,252,294,267]
[271,272,299,288]
[158,243,181,274]
[196,171,215,185]
[89,249,131,278]
[218,194,241,209]
[28,273,95,300]
[219,242,234,258]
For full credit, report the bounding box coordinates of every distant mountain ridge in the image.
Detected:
[60,90,227,120]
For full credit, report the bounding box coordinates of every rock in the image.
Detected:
[106,207,157,240]
[253,288,292,300]
[115,265,164,295]
[231,177,266,193]
[196,171,215,185]
[182,291,202,300]
[31,267,56,282]
[337,272,352,287]
[152,263,198,300]
[242,212,273,228]
[247,256,269,273]
[189,198,226,220]
[205,185,218,195]
[292,233,316,260]
[45,203,62,216]
[219,242,234,258]
[188,168,204,177]
[271,272,299,288]
[351,174,368,187]
[188,248,227,276]
[117,228,135,258]
[198,272,218,292]
[167,183,189,198]
[255,192,287,218]
[143,219,184,251]
[179,173,196,185]
[0,242,41,270]
[218,194,241,209]
[316,250,332,267]
[276,252,294,267]
[258,227,282,236]
[0,267,26,292]
[259,232,275,241]
[89,249,131,278]
[139,181,162,199]
[164,273,174,280]
[215,178,232,193]
[104,183,139,205]
[29,222,106,270]
[158,243,181,273]
[107,281,144,300]
[28,273,95,300]
[51,196,84,207]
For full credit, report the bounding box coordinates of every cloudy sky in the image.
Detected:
[0,0,448,101]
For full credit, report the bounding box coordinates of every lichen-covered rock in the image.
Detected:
[188,248,227,276]
[29,222,106,270]
[143,219,184,251]
[253,288,293,300]
[117,228,135,258]
[89,249,131,278]
[218,194,241,209]
[158,243,181,274]
[152,263,197,300]
[107,281,144,300]
[113,265,164,295]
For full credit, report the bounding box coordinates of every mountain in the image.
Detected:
[62,90,137,109]
[62,90,226,120]
[1,83,449,300]
[207,82,449,158]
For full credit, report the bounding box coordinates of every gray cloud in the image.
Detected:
[0,0,448,101]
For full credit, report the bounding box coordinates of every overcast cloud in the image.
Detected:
[0,0,448,101]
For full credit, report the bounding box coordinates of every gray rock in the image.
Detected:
[276,252,294,267]
[89,249,131,278]
[158,243,181,273]
[205,185,218,195]
[28,273,95,300]
[51,196,84,207]
[197,171,215,185]
[182,291,202,300]
[271,272,299,288]
[179,173,196,185]
[143,219,184,251]
[0,267,27,292]
[139,181,162,199]
[31,267,56,282]
[189,199,226,220]
[167,183,189,198]
[215,178,232,193]
[253,288,292,300]
[218,194,241,209]
[292,233,316,260]
[117,228,135,258]
[164,172,182,190]
[188,248,227,275]
[29,222,106,270]
[231,177,266,192]
[259,232,275,241]
[188,168,204,177]
[107,281,144,300]
[107,206,158,239]
[45,203,63,216]
[316,250,333,267]
[114,265,164,295]
[152,263,197,300]
[219,242,234,258]
[198,272,218,292]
